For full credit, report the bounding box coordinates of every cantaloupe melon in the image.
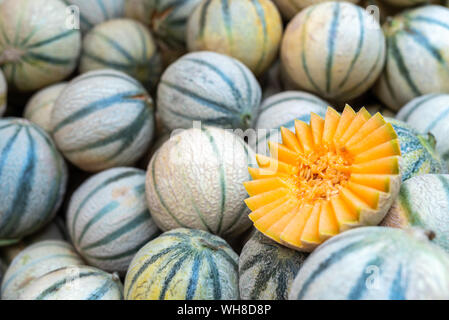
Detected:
[0,70,6,116]
[281,2,386,101]
[273,0,360,20]
[365,103,396,118]
[243,105,401,251]
[0,0,82,91]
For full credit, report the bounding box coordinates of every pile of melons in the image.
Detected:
[1,0,449,301]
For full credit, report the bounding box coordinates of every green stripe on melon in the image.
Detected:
[0,69,6,116]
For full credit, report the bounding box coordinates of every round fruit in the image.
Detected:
[146,126,255,238]
[1,240,84,300]
[187,0,283,75]
[51,69,155,172]
[124,228,239,300]
[80,19,162,90]
[157,51,261,130]
[0,70,6,116]
[0,119,67,242]
[274,0,360,20]
[281,2,386,101]
[290,226,449,299]
[0,0,82,91]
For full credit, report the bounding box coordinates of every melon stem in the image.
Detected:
[197,238,221,251]
[0,47,24,65]
[241,114,252,129]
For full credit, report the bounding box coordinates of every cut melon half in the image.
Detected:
[243,106,402,252]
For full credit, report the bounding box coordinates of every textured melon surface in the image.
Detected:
[18,266,123,300]
[281,2,385,101]
[51,69,155,172]
[146,127,255,238]
[244,105,401,251]
[273,0,360,20]
[125,228,239,300]
[80,19,162,90]
[0,0,81,91]
[0,119,67,241]
[289,227,449,300]
[0,69,6,116]
[239,231,307,300]
[67,167,160,275]
[1,240,84,300]
[374,5,449,110]
[187,0,283,75]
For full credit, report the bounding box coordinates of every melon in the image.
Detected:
[243,105,402,252]
[361,0,402,24]
[396,94,449,168]
[186,0,283,75]
[289,226,449,299]
[0,70,6,116]
[365,103,395,118]
[374,5,449,110]
[18,265,123,300]
[23,83,67,133]
[0,0,82,91]
[146,126,255,238]
[239,231,307,300]
[124,228,239,300]
[281,2,386,101]
[380,0,428,6]
[67,167,160,275]
[80,19,162,91]
[1,240,84,300]
[0,118,67,243]
[157,51,261,130]
[273,0,360,20]
[51,69,155,172]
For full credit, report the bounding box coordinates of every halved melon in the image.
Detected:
[243,105,402,252]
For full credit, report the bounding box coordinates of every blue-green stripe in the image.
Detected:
[325,2,341,93]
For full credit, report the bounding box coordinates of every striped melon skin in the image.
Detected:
[23,83,67,133]
[67,167,160,275]
[1,240,84,300]
[0,0,82,92]
[146,126,255,238]
[186,0,283,76]
[397,94,449,168]
[290,227,449,300]
[239,231,307,300]
[0,70,6,116]
[382,174,449,253]
[374,5,449,110]
[18,266,123,300]
[281,2,386,101]
[157,51,262,130]
[80,19,162,91]
[124,228,239,300]
[51,69,155,172]
[62,0,125,33]
[0,119,67,241]
[387,118,447,181]
[273,0,360,20]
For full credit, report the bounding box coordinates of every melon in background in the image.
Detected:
[187,0,283,76]
[274,0,360,20]
[23,83,67,133]
[374,5,449,110]
[157,51,261,130]
[1,240,84,300]
[0,70,6,116]
[0,119,67,243]
[239,231,307,300]
[125,228,239,300]
[0,0,81,92]
[365,103,395,118]
[51,69,155,172]
[290,227,449,299]
[80,19,162,91]
[67,167,160,275]
[361,0,402,24]
[380,0,428,6]
[146,126,255,239]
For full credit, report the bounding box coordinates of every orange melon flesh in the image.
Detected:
[319,201,339,240]
[256,154,296,174]
[268,142,298,165]
[345,113,386,147]
[338,108,371,145]
[280,205,313,249]
[353,139,400,164]
[351,156,400,174]
[300,203,321,248]
[244,188,290,211]
[249,195,291,222]
[310,113,324,146]
[322,108,340,147]
[347,182,381,209]
[333,105,356,145]
[254,199,298,234]
[350,174,392,192]
[340,187,372,213]
[281,126,302,153]
[248,167,286,180]
[330,195,358,228]
[265,207,299,242]
[347,123,398,155]
[243,178,289,196]
[295,120,314,154]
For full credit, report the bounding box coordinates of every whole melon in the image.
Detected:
[67,167,160,275]
[0,70,6,116]
[157,51,261,130]
[290,226,449,299]
[239,231,307,300]
[145,126,255,238]
[281,2,386,101]
[1,240,84,300]
[0,119,67,242]
[186,0,283,75]
[124,228,239,300]
[80,19,162,91]
[18,266,123,300]
[23,83,67,133]
[0,0,82,91]
[51,69,155,172]
[274,0,360,20]
[374,5,449,110]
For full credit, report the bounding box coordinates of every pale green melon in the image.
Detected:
[274,0,360,20]
[0,69,6,116]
